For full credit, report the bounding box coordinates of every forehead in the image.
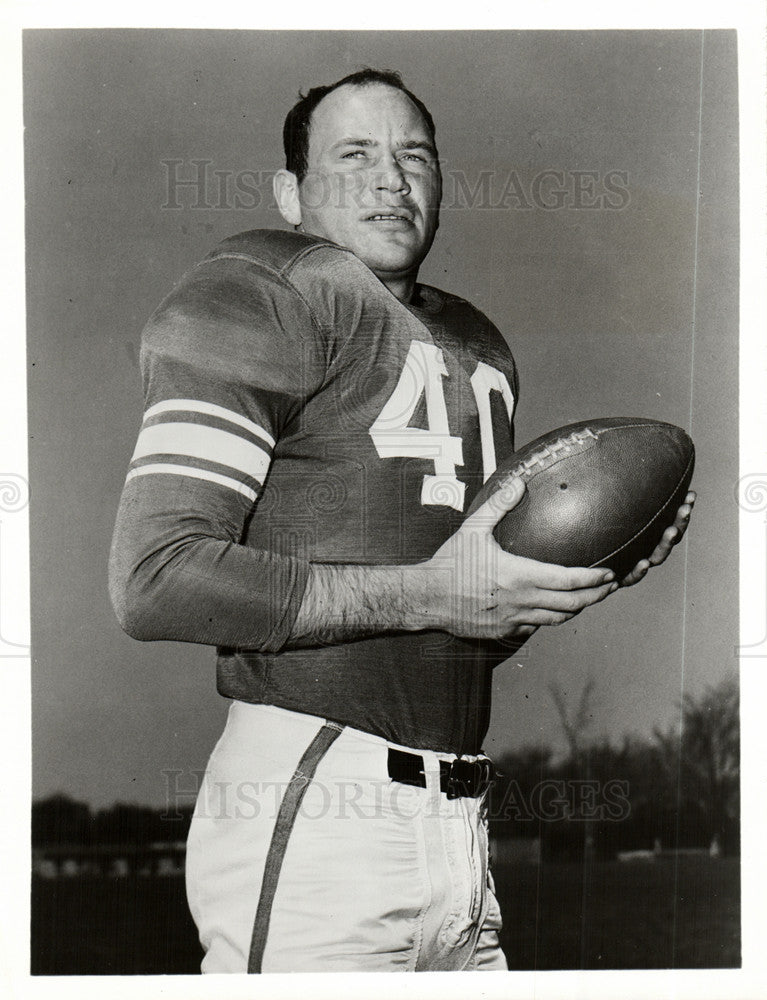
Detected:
[307,83,432,152]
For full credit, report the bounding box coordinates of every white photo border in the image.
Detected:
[3,3,765,999]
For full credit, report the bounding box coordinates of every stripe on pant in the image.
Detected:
[247,721,344,973]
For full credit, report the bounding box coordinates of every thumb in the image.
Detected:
[464,475,526,531]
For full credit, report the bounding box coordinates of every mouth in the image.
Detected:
[364,210,414,225]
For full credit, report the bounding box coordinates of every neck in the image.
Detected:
[376,271,417,304]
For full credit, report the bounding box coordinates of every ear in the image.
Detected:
[273,169,302,227]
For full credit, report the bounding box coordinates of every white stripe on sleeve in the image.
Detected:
[131,422,272,484]
[126,463,258,503]
[143,399,276,449]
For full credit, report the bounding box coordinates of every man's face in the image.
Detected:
[294,83,442,283]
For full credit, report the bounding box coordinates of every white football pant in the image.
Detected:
[185,701,507,972]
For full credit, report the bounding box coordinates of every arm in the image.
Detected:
[109,492,310,651]
[287,482,697,647]
[109,252,325,652]
[287,477,618,647]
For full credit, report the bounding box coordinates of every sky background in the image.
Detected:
[25,29,739,809]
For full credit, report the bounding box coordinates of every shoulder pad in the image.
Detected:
[415,282,479,314]
[202,228,341,273]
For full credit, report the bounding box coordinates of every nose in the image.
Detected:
[375,155,411,196]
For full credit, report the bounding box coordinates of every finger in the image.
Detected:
[499,554,615,591]
[640,511,689,574]
[647,525,682,567]
[505,624,539,639]
[620,559,650,587]
[519,608,576,626]
[519,587,615,626]
[673,504,692,537]
[464,476,526,530]
[675,508,691,529]
[530,580,619,613]
[685,491,696,506]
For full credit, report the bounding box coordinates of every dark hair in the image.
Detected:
[283,68,437,182]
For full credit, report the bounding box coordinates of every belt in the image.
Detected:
[387,747,495,799]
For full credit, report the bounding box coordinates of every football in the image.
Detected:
[466,417,695,578]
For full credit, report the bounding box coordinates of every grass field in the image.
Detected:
[31,856,739,974]
[495,856,740,969]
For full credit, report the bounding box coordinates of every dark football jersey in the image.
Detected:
[110,229,519,754]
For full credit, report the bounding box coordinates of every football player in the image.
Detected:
[109,68,694,972]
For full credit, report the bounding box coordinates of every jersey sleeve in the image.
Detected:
[108,252,328,652]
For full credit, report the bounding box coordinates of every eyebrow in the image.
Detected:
[400,139,438,156]
[332,137,437,156]
[332,137,375,148]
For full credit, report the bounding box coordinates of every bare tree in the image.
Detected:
[549,674,598,769]
[654,674,739,853]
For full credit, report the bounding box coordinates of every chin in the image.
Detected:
[365,255,418,276]
[359,245,426,278]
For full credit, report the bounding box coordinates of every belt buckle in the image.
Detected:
[445,756,493,799]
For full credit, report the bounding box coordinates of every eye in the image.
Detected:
[400,152,426,163]
[341,149,366,160]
